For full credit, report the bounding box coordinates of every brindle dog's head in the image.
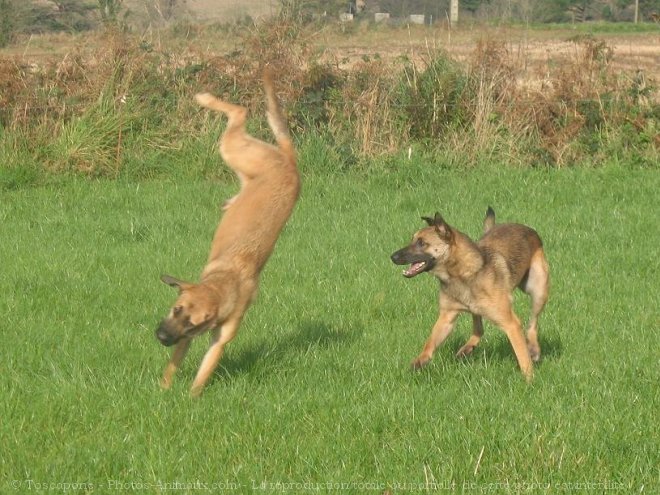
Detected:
[390,212,454,278]
[156,275,219,346]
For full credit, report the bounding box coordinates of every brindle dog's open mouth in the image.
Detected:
[390,250,435,278]
[403,260,430,278]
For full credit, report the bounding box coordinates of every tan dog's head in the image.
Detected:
[390,212,454,278]
[156,275,219,346]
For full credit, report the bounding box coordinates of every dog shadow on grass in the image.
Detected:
[213,320,361,380]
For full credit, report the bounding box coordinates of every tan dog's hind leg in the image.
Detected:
[190,317,242,398]
[412,307,460,370]
[161,338,192,390]
[195,93,255,208]
[456,314,484,358]
[195,93,247,127]
[523,249,549,362]
[195,93,272,179]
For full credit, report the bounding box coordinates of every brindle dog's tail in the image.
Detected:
[263,68,295,163]
[483,206,496,234]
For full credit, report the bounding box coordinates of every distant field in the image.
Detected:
[122,0,277,22]
[1,159,658,493]
[5,22,660,84]
[317,26,660,87]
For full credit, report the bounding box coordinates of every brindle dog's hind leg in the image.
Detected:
[522,248,549,362]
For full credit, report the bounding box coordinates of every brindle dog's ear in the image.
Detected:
[160,274,188,291]
[432,212,445,225]
[422,212,446,226]
[431,212,453,241]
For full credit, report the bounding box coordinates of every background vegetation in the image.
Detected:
[1,0,659,46]
[0,17,658,188]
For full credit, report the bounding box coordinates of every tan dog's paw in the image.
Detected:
[195,92,215,107]
[528,343,541,363]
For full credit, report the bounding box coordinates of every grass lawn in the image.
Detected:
[1,161,658,493]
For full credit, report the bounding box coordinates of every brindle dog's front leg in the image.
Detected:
[456,314,484,358]
[412,308,461,370]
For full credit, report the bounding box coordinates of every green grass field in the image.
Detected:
[1,154,658,493]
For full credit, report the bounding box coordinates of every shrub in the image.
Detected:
[0,21,657,180]
[396,51,469,141]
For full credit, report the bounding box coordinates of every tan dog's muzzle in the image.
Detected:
[155,320,181,347]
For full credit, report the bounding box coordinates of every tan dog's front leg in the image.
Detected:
[161,338,192,390]
[190,318,241,397]
[412,308,460,370]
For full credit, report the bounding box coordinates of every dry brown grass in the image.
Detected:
[1,22,657,175]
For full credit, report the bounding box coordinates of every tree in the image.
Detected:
[0,0,97,39]
[136,0,185,22]
[0,0,15,47]
[98,0,123,25]
[49,0,97,31]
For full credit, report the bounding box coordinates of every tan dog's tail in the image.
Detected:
[263,69,295,162]
[484,206,496,233]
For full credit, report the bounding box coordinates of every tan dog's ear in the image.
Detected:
[160,274,191,291]
[421,215,435,226]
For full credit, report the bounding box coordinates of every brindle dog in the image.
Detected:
[391,208,549,381]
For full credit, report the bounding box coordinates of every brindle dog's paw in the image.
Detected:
[411,356,431,370]
[455,344,475,358]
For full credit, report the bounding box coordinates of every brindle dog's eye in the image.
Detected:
[173,306,182,317]
[416,238,425,248]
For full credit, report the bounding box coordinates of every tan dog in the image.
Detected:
[156,71,300,397]
[390,208,549,381]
